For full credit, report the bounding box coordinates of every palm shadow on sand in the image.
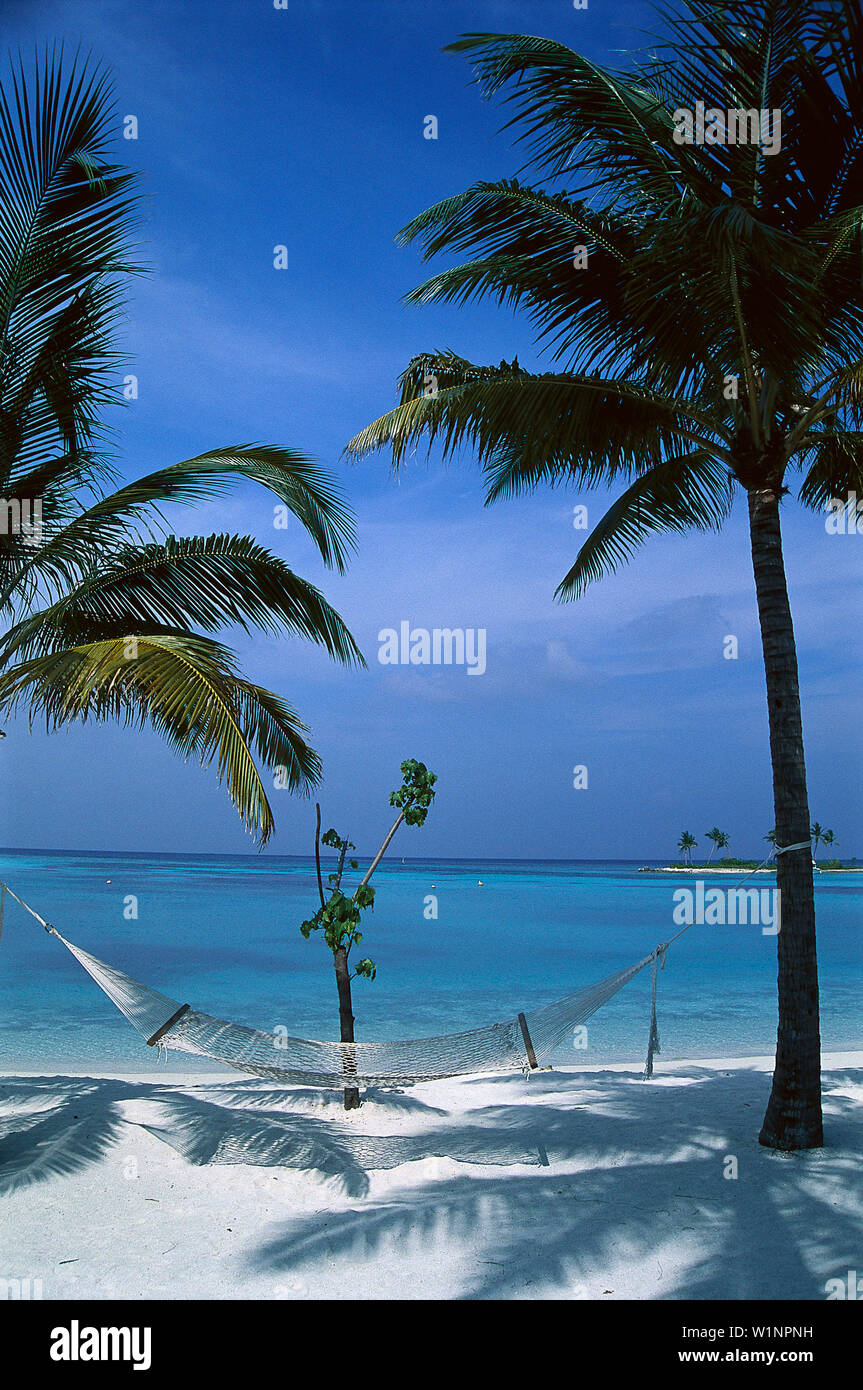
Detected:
[0,1073,543,1200]
[2,1066,860,1298]
[241,1066,863,1300]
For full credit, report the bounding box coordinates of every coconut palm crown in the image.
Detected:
[705,827,730,862]
[678,830,698,866]
[346,0,862,1147]
[0,50,364,845]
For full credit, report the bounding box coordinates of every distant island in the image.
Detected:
[639,857,856,873]
[650,827,855,873]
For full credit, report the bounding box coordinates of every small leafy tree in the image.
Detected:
[300,759,437,1108]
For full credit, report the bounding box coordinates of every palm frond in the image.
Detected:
[797,433,863,509]
[344,4,863,497]
[0,50,363,844]
[556,451,736,600]
[5,446,358,603]
[433,11,863,399]
[0,48,141,466]
[346,353,730,483]
[444,32,704,205]
[0,633,320,842]
[0,533,366,667]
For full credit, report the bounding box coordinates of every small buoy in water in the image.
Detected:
[431,883,436,889]
[106,879,112,884]
[477,880,484,886]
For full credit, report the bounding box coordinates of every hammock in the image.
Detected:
[2,882,678,1087]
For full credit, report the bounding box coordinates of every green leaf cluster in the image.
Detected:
[301,877,377,968]
[300,883,375,956]
[390,758,437,826]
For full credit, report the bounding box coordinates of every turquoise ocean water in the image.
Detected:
[0,850,860,1074]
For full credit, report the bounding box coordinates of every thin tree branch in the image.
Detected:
[333,838,349,893]
[357,811,406,892]
[314,802,325,909]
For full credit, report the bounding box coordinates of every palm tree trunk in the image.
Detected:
[747,487,822,1150]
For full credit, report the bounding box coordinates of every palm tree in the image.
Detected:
[704,827,730,864]
[0,51,363,844]
[810,822,825,856]
[764,829,778,848]
[678,831,698,867]
[346,1,862,1148]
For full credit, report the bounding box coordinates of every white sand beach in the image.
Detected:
[2,1052,861,1301]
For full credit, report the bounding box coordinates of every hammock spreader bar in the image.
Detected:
[517,1011,539,1070]
[146,1004,191,1048]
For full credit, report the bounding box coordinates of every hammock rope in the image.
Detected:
[3,880,695,1088]
[643,946,667,1080]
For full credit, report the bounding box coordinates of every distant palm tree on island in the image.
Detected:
[347,1,862,1147]
[813,825,837,863]
[704,827,730,864]
[0,53,363,843]
[677,831,698,866]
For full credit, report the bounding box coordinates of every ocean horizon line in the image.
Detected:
[0,846,823,867]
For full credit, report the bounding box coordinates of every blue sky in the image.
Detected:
[2,0,860,861]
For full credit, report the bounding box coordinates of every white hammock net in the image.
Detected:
[56,933,657,1087]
